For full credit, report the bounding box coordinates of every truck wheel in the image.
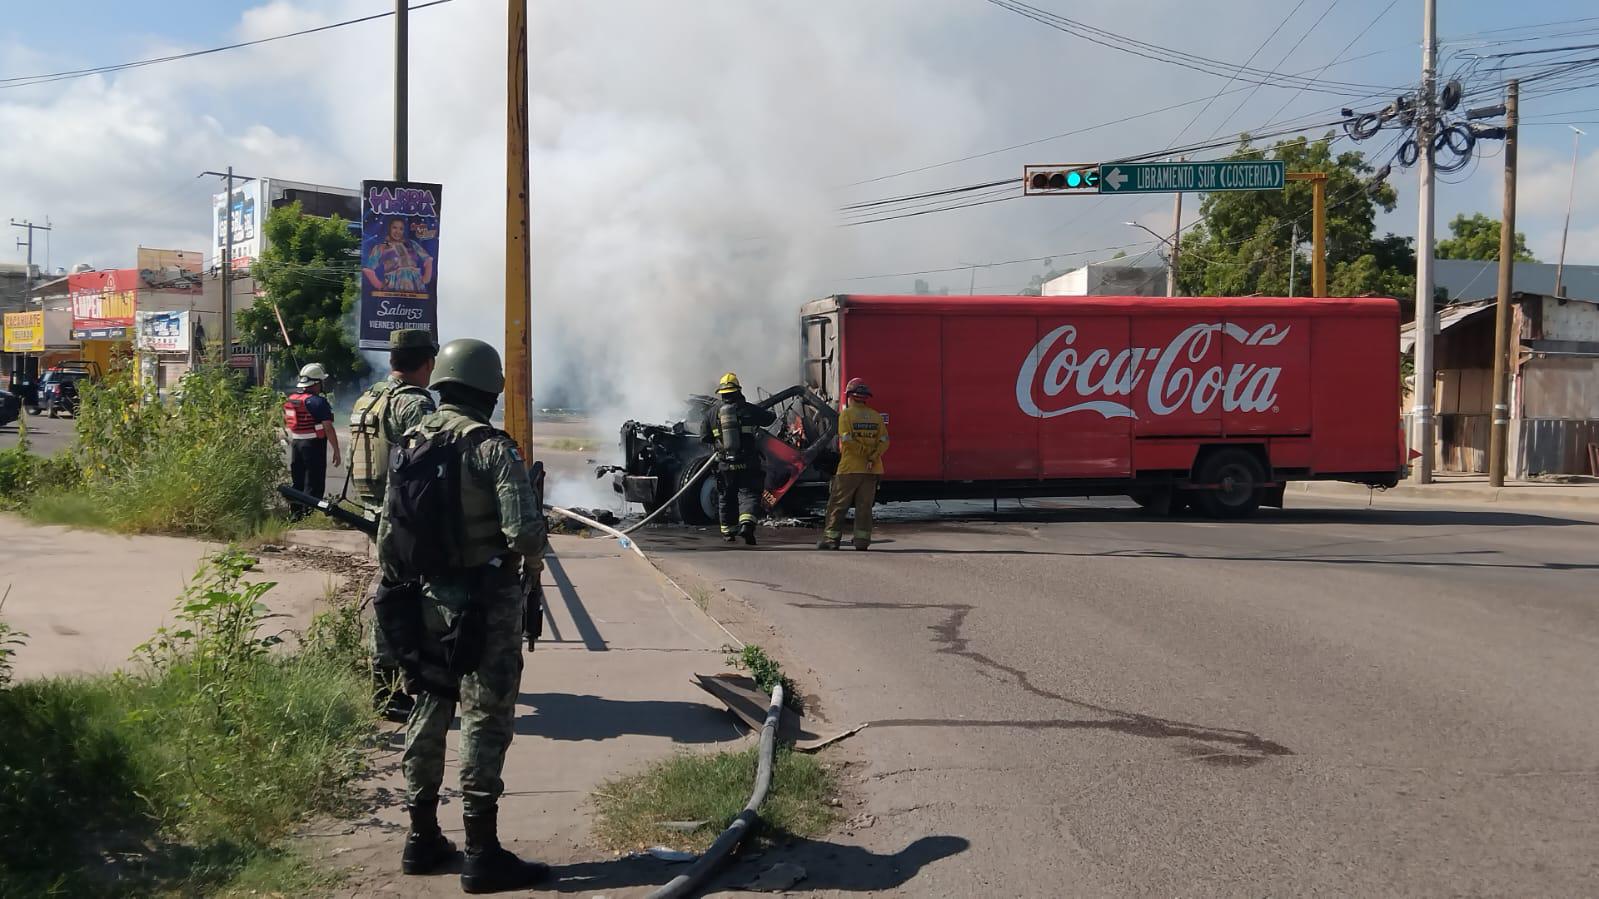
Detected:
[1193,449,1265,518]
[673,457,717,525]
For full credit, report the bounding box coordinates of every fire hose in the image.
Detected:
[645,682,784,899]
[610,454,719,537]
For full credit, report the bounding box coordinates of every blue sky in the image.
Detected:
[3,1,1598,408]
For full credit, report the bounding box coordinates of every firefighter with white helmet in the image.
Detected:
[284,361,341,518]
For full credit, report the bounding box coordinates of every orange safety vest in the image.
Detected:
[283,393,323,439]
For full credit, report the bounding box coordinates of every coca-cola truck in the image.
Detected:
[609,294,1405,520]
[796,294,1405,517]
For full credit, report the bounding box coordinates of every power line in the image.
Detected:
[983,0,1400,95]
[0,0,454,90]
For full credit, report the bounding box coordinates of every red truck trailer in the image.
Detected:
[797,294,1405,517]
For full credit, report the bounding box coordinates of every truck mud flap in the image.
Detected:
[622,475,660,505]
[1261,484,1286,508]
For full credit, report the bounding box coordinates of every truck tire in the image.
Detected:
[1193,449,1265,518]
[673,457,717,525]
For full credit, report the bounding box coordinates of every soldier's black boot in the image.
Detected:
[401,800,457,874]
[461,807,550,893]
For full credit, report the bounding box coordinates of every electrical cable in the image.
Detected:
[983,0,1401,94]
[0,0,455,90]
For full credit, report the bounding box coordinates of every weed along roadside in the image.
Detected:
[1,364,289,541]
[0,548,376,896]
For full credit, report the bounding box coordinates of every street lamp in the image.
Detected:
[1554,126,1585,298]
[1124,222,1176,297]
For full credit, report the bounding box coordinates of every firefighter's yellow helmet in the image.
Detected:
[717,372,742,395]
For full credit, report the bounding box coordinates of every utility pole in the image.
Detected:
[503,0,533,452]
[1168,188,1182,297]
[1288,223,1299,296]
[1553,125,1584,298]
[1489,81,1519,489]
[1411,0,1438,483]
[395,0,409,181]
[9,218,52,284]
[202,168,255,363]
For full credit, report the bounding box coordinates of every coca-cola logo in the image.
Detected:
[1016,322,1289,420]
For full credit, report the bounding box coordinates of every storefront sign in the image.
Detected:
[136,310,191,353]
[358,180,442,349]
[3,311,45,353]
[69,270,138,341]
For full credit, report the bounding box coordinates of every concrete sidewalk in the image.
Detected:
[1294,473,1599,509]
[323,533,749,897]
[0,515,352,679]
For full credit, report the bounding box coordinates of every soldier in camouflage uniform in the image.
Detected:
[377,338,551,893]
[350,328,438,721]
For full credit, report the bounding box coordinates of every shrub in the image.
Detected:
[39,364,288,539]
[0,549,373,895]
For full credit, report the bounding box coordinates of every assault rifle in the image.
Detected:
[277,485,379,537]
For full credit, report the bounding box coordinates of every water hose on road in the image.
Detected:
[548,506,646,559]
[646,683,785,899]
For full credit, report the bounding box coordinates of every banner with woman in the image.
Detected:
[358,180,443,349]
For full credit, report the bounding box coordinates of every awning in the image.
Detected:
[1400,300,1494,355]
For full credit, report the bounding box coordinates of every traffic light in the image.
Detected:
[1024,164,1100,195]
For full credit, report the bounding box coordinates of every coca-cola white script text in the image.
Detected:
[1015,322,1289,420]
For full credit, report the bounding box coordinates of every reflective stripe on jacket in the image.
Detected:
[836,401,888,475]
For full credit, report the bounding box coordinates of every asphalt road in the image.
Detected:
[649,496,1599,896]
[0,412,76,457]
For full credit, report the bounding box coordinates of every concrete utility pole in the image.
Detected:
[1489,81,1519,489]
[1411,0,1438,483]
[202,168,255,363]
[395,0,409,181]
[1168,188,1182,297]
[503,0,533,452]
[1288,223,1299,296]
[10,218,52,284]
[1553,125,1584,298]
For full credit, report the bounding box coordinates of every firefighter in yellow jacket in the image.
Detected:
[818,378,889,550]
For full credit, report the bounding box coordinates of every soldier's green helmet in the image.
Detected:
[430,338,505,394]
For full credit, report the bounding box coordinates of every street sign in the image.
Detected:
[1098,160,1286,194]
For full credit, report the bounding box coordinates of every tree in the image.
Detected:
[1177,135,1410,299]
[1435,212,1536,262]
[239,203,367,386]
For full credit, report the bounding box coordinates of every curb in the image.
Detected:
[1291,480,1598,509]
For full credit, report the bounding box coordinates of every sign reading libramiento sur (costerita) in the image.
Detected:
[1098,160,1285,194]
[359,180,442,350]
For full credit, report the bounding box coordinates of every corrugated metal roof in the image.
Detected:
[1400,299,1493,355]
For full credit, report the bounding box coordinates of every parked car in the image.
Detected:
[38,361,102,418]
[0,389,19,427]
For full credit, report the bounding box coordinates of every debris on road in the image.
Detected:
[740,862,807,892]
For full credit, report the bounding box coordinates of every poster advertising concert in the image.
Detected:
[358,180,442,350]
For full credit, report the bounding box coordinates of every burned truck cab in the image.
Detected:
[607,388,839,525]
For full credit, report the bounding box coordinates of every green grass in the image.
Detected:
[592,747,838,853]
[544,437,598,452]
[0,551,375,897]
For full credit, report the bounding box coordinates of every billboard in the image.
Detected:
[4,311,45,353]
[358,180,442,349]
[69,270,138,340]
[136,310,190,354]
[212,180,260,271]
[137,247,204,293]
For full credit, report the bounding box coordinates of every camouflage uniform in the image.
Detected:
[353,373,437,676]
[378,403,547,816]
